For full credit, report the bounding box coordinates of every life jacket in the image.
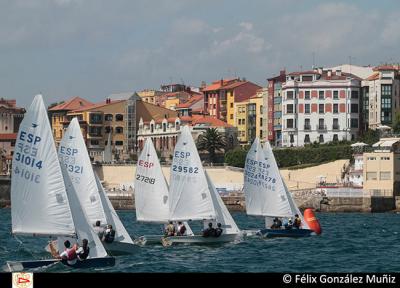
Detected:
[78,246,90,260]
[104,228,115,243]
[178,225,186,235]
[214,228,223,237]
[66,247,77,261]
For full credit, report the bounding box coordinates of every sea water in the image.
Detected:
[1,209,399,272]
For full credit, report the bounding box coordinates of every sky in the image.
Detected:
[1,0,400,108]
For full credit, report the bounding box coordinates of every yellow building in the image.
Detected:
[49,96,94,145]
[233,91,263,145]
[164,98,181,110]
[137,89,164,104]
[363,138,400,198]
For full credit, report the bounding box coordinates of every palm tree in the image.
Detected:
[196,128,226,163]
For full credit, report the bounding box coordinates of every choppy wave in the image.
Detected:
[1,209,399,272]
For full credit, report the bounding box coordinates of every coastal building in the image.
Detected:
[175,94,204,117]
[361,65,400,130]
[259,87,268,143]
[137,114,237,160]
[203,78,261,123]
[48,96,93,145]
[281,68,362,147]
[137,89,164,105]
[0,98,25,174]
[60,94,177,162]
[267,70,286,146]
[363,138,400,200]
[234,91,263,145]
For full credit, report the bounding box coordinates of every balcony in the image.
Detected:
[332,125,340,131]
[317,125,327,131]
[304,124,311,130]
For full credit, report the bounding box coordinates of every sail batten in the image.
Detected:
[168,126,216,221]
[11,94,75,237]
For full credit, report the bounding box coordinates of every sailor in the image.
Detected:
[270,217,282,229]
[293,214,302,229]
[164,221,176,237]
[285,218,293,230]
[50,240,77,265]
[94,220,104,239]
[176,222,187,236]
[102,224,116,243]
[214,223,223,237]
[76,239,90,261]
[202,222,215,238]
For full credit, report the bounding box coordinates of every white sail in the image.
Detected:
[58,118,107,226]
[134,138,169,222]
[61,164,108,258]
[11,94,75,237]
[261,141,295,217]
[243,138,268,216]
[205,171,240,234]
[283,181,310,229]
[95,173,134,244]
[169,125,215,221]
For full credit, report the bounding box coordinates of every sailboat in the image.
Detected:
[133,138,194,245]
[162,125,241,246]
[6,95,115,271]
[57,118,135,255]
[243,138,317,238]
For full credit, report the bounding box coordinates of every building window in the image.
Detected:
[105,126,112,133]
[115,141,123,146]
[304,119,311,130]
[287,91,294,100]
[367,157,376,160]
[242,119,245,125]
[319,134,324,143]
[366,172,377,180]
[351,118,358,128]
[319,91,324,99]
[333,118,339,130]
[105,114,113,121]
[289,134,294,144]
[115,127,123,134]
[163,123,167,132]
[150,124,154,133]
[333,90,339,99]
[230,103,233,108]
[305,104,310,114]
[351,90,359,99]
[260,118,263,126]
[287,104,294,114]
[318,119,325,130]
[286,119,294,129]
[319,104,324,114]
[304,134,310,144]
[381,157,390,160]
[333,134,338,142]
[333,104,339,114]
[230,114,233,120]
[116,114,124,121]
[305,91,310,100]
[90,140,99,145]
[260,105,263,114]
[380,171,391,180]
[351,104,358,113]
[89,113,103,124]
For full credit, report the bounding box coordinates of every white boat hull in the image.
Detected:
[162,233,240,246]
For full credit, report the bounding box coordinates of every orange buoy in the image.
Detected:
[303,208,322,235]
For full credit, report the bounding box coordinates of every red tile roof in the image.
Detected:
[72,100,125,112]
[366,72,380,81]
[176,94,204,108]
[222,81,249,89]
[49,96,93,111]
[202,78,239,91]
[0,133,17,140]
[373,65,400,71]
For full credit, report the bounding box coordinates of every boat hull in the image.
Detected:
[133,235,164,246]
[257,228,313,238]
[162,233,240,246]
[6,256,115,272]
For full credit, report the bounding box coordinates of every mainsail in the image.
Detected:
[58,118,107,226]
[134,138,169,222]
[169,125,215,221]
[11,94,75,237]
[205,171,240,234]
[95,173,134,244]
[243,138,292,217]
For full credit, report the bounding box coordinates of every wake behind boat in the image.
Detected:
[243,138,321,238]
[163,125,242,246]
[6,95,115,272]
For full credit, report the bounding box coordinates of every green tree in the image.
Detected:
[392,112,400,134]
[196,128,226,163]
[358,129,380,145]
